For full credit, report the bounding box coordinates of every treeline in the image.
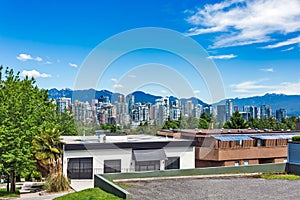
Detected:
[224,111,299,130]
[162,113,213,130]
[162,111,299,131]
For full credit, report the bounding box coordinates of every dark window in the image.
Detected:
[67,157,93,179]
[104,160,121,173]
[165,157,180,170]
[135,161,160,172]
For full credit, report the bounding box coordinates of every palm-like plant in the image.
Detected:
[33,124,62,176]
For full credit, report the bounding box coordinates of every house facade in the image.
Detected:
[61,134,195,180]
[157,129,299,168]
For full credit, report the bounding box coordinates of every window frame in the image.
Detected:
[104,159,121,174]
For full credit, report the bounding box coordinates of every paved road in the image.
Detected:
[125,177,300,200]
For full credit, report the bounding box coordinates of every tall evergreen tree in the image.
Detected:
[223,111,248,129]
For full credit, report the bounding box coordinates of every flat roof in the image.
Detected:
[61,134,195,151]
[61,134,190,144]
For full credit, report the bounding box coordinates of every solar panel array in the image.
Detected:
[212,134,299,141]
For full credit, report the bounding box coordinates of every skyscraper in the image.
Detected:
[193,104,202,118]
[276,108,287,122]
[217,105,226,122]
[155,97,169,125]
[260,105,272,119]
[226,99,233,121]
[184,100,193,117]
[57,97,71,113]
[170,100,181,120]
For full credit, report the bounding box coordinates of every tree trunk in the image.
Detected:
[6,175,9,192]
[10,171,16,193]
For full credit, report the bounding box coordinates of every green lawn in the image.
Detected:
[54,188,122,200]
[260,173,300,180]
[113,182,135,189]
[0,188,20,198]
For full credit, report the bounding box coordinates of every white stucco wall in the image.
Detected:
[164,146,195,169]
[63,148,132,178]
[63,145,195,179]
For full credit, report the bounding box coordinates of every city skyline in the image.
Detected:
[1,0,300,103]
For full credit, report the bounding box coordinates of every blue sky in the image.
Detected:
[0,0,300,103]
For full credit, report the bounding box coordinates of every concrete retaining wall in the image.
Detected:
[102,163,286,180]
[94,174,130,199]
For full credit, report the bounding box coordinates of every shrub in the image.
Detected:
[44,172,70,192]
[21,169,42,181]
[292,136,300,141]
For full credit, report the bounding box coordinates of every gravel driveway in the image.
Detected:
[125,177,300,200]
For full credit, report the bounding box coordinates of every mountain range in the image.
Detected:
[47,88,300,116]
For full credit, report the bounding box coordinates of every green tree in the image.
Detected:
[32,123,62,176]
[200,112,211,123]
[0,67,53,192]
[223,111,248,129]
[0,67,75,192]
[197,112,212,129]
[198,118,209,129]
[58,110,77,136]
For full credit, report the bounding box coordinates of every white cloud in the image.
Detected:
[44,61,52,65]
[207,54,237,59]
[16,53,43,62]
[69,63,78,68]
[272,80,300,95]
[111,78,123,89]
[20,70,51,78]
[35,56,42,62]
[263,36,300,49]
[113,84,123,89]
[231,79,300,95]
[17,53,33,61]
[260,68,274,73]
[230,80,274,93]
[111,78,118,83]
[185,0,300,48]
[193,90,200,94]
[161,90,168,94]
[281,47,295,52]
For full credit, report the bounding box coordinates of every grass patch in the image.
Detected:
[113,182,135,189]
[0,188,20,198]
[53,188,121,200]
[260,174,300,180]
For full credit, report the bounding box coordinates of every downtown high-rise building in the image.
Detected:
[170,100,181,120]
[225,99,233,121]
[217,105,226,123]
[260,105,272,119]
[73,100,93,123]
[155,97,169,125]
[192,104,202,118]
[57,97,72,113]
[115,95,130,125]
[276,108,287,122]
[183,100,193,117]
[96,96,116,124]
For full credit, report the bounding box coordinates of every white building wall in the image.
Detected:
[63,148,132,178]
[164,146,195,169]
[63,145,195,179]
